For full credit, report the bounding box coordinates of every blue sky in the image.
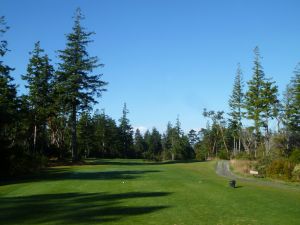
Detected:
[1,0,300,133]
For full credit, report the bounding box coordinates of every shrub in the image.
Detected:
[217,149,229,160]
[266,159,295,180]
[292,164,300,181]
[234,151,255,160]
[289,149,300,163]
[254,156,273,176]
[230,159,254,174]
[195,149,207,161]
[194,143,208,161]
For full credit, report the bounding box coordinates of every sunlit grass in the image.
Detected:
[0,159,300,225]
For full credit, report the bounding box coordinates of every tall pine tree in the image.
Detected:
[56,8,107,160]
[118,103,134,158]
[22,41,54,153]
[134,129,146,158]
[228,63,244,153]
[285,64,300,132]
[0,16,17,149]
[245,46,266,152]
[245,46,278,155]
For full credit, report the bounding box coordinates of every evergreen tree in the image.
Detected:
[282,65,300,152]
[103,115,120,157]
[144,129,151,157]
[188,129,199,147]
[77,112,94,158]
[0,16,17,149]
[169,117,194,160]
[93,111,106,157]
[149,128,163,160]
[261,79,279,153]
[228,63,244,153]
[92,111,120,157]
[118,103,134,157]
[245,46,279,155]
[22,41,54,153]
[203,109,229,154]
[244,46,266,152]
[134,129,146,158]
[55,8,107,160]
[162,122,173,160]
[284,65,300,132]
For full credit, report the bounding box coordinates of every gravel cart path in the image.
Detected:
[216,160,300,190]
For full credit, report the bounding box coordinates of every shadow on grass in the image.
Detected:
[1,158,201,186]
[88,159,201,166]
[0,169,161,186]
[0,191,171,224]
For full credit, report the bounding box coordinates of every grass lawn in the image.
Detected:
[0,159,300,225]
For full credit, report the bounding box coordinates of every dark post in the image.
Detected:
[229,180,236,188]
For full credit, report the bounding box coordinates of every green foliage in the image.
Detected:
[0,16,17,147]
[187,129,199,147]
[283,64,300,133]
[77,112,94,158]
[203,109,230,154]
[289,149,300,163]
[118,103,134,157]
[134,129,146,158]
[195,143,207,161]
[22,41,54,154]
[55,8,107,160]
[0,147,47,178]
[292,164,300,181]
[161,119,194,160]
[244,47,266,136]
[266,159,295,180]
[228,63,244,133]
[145,128,163,160]
[254,156,272,176]
[234,151,255,160]
[217,149,230,160]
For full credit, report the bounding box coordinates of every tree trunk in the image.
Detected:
[233,136,236,156]
[33,124,37,154]
[171,152,175,161]
[212,138,217,156]
[71,104,78,161]
[219,126,229,153]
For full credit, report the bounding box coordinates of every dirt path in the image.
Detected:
[216,160,300,190]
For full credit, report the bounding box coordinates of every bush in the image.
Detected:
[234,151,255,160]
[195,149,207,161]
[254,156,273,176]
[266,159,295,180]
[289,149,300,163]
[217,149,229,160]
[0,146,48,178]
[292,164,300,181]
[195,143,207,161]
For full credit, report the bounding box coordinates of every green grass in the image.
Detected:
[0,159,300,225]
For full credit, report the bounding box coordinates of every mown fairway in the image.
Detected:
[0,159,300,225]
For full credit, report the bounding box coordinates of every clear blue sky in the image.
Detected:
[1,0,300,133]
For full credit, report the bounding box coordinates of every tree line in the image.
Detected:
[196,46,300,180]
[0,10,196,177]
[1,9,300,180]
[0,9,109,176]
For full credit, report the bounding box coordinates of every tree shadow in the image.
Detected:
[0,191,171,224]
[0,169,161,186]
[89,159,201,166]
